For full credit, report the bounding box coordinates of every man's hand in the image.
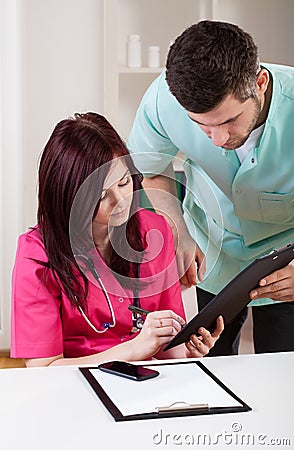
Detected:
[250,259,294,302]
[176,225,206,287]
[142,163,206,288]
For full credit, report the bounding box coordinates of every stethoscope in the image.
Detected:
[74,254,144,334]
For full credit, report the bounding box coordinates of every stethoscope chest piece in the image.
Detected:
[130,313,145,333]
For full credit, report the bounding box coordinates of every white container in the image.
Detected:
[127,34,142,68]
[148,46,160,68]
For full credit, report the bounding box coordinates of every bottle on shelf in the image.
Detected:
[127,34,142,68]
[147,46,160,68]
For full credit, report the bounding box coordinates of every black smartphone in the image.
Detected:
[98,361,159,381]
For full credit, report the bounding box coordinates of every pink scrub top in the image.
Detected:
[10,209,185,359]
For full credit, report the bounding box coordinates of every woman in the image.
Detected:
[11,112,223,366]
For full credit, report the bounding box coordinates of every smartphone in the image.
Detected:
[98,361,159,381]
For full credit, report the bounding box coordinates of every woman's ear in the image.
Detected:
[256,68,270,94]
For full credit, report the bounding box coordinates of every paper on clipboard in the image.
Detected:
[89,363,242,416]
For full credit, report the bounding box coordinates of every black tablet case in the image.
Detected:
[164,243,294,351]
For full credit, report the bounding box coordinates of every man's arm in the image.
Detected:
[142,162,206,286]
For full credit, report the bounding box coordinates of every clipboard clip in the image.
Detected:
[156,401,209,414]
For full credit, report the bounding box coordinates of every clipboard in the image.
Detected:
[79,360,251,421]
[164,242,294,351]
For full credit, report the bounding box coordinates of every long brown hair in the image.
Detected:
[37,112,144,308]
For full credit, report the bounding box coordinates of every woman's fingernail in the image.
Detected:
[260,279,267,286]
[251,291,257,298]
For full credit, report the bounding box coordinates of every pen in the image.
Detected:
[128,305,150,315]
[128,305,186,328]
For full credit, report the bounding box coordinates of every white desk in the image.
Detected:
[0,352,293,450]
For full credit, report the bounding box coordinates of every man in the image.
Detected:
[128,20,294,355]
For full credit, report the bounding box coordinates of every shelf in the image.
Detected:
[103,0,201,138]
[119,66,164,74]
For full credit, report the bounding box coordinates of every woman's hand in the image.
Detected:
[185,316,224,357]
[132,310,185,360]
[250,259,294,302]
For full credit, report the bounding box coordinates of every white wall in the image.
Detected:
[212,0,294,66]
[0,0,23,352]
[1,0,293,351]
[0,0,104,351]
[22,0,104,228]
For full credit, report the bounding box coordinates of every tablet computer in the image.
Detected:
[164,242,294,351]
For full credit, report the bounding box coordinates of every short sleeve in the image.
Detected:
[138,210,185,320]
[10,231,63,358]
[154,216,185,319]
[128,72,179,176]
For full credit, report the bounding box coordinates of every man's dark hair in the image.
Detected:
[166,20,260,113]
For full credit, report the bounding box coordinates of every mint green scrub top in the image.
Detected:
[128,63,294,306]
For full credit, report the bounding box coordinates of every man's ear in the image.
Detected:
[256,68,270,94]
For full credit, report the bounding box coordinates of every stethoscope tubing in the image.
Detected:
[74,254,117,333]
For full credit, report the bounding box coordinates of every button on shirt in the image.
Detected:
[128,64,294,305]
[235,124,264,163]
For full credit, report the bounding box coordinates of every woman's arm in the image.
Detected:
[25,309,184,367]
[25,314,223,367]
